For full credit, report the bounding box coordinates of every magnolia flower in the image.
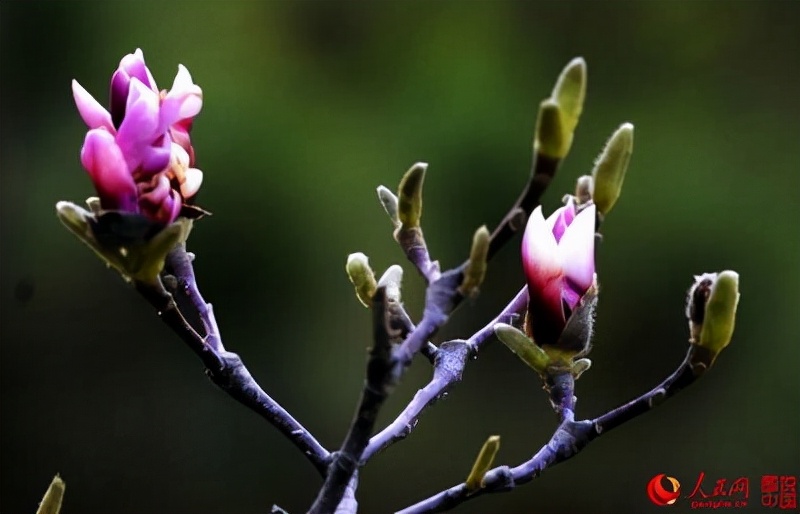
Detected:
[72,49,203,224]
[521,199,596,351]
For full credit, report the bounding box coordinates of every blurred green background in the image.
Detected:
[2,1,798,513]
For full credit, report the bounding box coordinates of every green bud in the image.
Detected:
[551,57,586,136]
[459,225,490,298]
[376,185,401,229]
[397,162,427,229]
[56,201,191,285]
[571,358,592,380]
[346,253,377,308]
[36,475,65,514]
[591,123,634,215]
[465,435,500,492]
[494,323,550,374]
[534,99,567,159]
[697,271,740,356]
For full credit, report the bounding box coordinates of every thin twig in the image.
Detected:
[135,249,331,475]
[396,348,703,513]
[487,153,561,259]
[362,287,528,462]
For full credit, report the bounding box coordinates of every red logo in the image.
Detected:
[647,474,682,506]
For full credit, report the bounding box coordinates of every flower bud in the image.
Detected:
[521,200,597,357]
[465,435,501,492]
[687,271,740,365]
[533,57,586,159]
[71,49,205,225]
[36,475,65,514]
[591,123,634,216]
[397,162,427,229]
[346,253,377,308]
[459,225,490,298]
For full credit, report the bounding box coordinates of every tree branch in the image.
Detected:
[308,288,397,513]
[135,246,331,475]
[362,287,528,462]
[396,346,706,513]
[487,153,561,259]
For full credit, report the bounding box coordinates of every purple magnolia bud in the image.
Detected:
[72,50,205,225]
[521,200,596,351]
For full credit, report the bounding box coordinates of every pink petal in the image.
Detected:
[119,48,157,91]
[138,175,181,224]
[139,134,172,175]
[72,80,113,130]
[181,167,203,198]
[557,204,596,296]
[521,206,564,310]
[116,79,162,171]
[80,129,138,211]
[546,197,576,242]
[160,65,203,129]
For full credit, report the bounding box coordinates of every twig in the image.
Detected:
[135,248,331,475]
[362,287,528,462]
[396,347,705,513]
[308,288,398,513]
[487,153,561,259]
[393,267,466,366]
[165,244,222,351]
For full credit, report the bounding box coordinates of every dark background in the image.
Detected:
[1,1,798,513]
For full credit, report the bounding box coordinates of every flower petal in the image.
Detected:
[138,174,181,224]
[139,134,172,175]
[557,203,596,297]
[181,167,203,198]
[119,48,157,91]
[116,79,162,171]
[80,129,138,212]
[109,71,130,129]
[546,197,576,242]
[72,80,113,130]
[160,65,203,129]
[522,206,562,291]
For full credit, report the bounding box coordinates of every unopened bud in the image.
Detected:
[376,185,401,229]
[551,57,586,136]
[591,123,634,215]
[459,225,490,298]
[687,271,740,369]
[465,435,501,492]
[397,162,427,229]
[346,253,377,308]
[534,99,566,159]
[36,475,65,514]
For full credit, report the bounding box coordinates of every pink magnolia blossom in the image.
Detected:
[72,49,203,224]
[521,199,596,348]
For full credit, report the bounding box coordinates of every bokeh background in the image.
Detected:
[2,1,798,513]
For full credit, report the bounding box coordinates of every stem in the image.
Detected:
[397,347,704,513]
[362,287,527,462]
[165,244,222,351]
[308,288,397,513]
[135,249,331,475]
[487,152,561,259]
